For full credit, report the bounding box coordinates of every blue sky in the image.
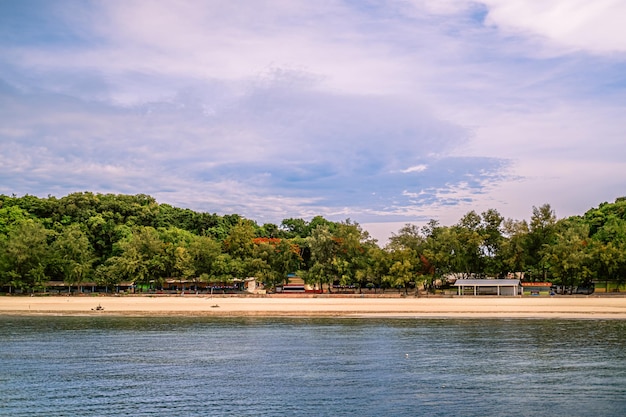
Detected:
[1,0,625,242]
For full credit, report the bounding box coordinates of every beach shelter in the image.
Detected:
[453,279,521,296]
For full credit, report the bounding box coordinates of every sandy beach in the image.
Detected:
[1,294,626,319]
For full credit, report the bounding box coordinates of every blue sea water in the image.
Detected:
[0,316,625,417]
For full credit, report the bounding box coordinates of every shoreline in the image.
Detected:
[2,295,626,319]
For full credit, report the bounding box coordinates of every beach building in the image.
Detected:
[275,274,322,293]
[43,281,134,294]
[239,277,265,294]
[453,279,521,296]
[521,282,553,296]
[159,279,238,293]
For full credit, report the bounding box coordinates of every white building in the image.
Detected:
[453,279,521,296]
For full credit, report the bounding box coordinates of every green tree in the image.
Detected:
[212,254,242,283]
[304,225,337,292]
[0,220,51,292]
[112,226,167,285]
[173,246,194,282]
[542,219,592,290]
[480,209,504,276]
[51,224,94,292]
[452,211,485,278]
[332,220,371,288]
[159,227,196,283]
[0,205,29,234]
[220,219,258,281]
[249,243,274,285]
[188,235,223,282]
[387,223,426,291]
[224,220,256,268]
[280,218,309,238]
[257,222,282,238]
[388,224,424,252]
[422,223,455,288]
[500,218,529,276]
[383,248,416,294]
[589,240,623,292]
[588,215,626,291]
[249,238,304,288]
[527,204,557,281]
[365,246,390,292]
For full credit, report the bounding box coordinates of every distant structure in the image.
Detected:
[453,279,521,296]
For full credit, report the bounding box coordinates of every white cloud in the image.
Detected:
[407,0,626,54]
[401,165,428,174]
[24,0,414,100]
[482,0,626,54]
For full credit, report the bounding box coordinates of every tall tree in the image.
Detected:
[422,224,455,287]
[112,226,167,285]
[0,220,51,292]
[589,240,623,292]
[500,218,529,276]
[542,219,592,290]
[388,224,424,253]
[387,223,426,291]
[331,220,370,288]
[384,248,416,294]
[527,204,557,281]
[480,209,504,276]
[274,239,303,283]
[188,235,223,281]
[51,224,94,292]
[588,215,626,291]
[280,218,309,238]
[0,205,29,234]
[224,220,256,260]
[366,246,390,292]
[305,225,337,292]
[453,211,485,277]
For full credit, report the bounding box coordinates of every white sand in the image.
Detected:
[1,294,626,319]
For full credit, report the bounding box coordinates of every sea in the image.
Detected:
[1,316,625,417]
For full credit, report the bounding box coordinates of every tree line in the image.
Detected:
[1,192,625,293]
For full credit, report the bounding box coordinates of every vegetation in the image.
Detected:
[1,192,625,294]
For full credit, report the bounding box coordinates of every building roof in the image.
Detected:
[45,281,134,286]
[521,282,552,287]
[453,279,521,287]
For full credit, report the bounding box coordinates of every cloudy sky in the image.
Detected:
[1,0,625,242]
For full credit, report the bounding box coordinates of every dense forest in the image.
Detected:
[1,192,625,293]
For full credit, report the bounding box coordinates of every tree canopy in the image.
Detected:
[1,192,625,293]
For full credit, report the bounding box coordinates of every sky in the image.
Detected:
[1,0,625,243]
